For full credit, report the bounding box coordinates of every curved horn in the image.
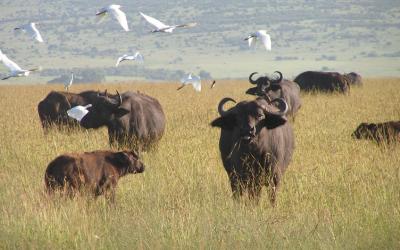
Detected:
[271,71,283,84]
[264,98,288,116]
[218,97,236,116]
[249,72,259,85]
[116,90,122,107]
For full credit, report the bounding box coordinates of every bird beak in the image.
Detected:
[177,84,185,91]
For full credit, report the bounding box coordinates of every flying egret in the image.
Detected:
[65,72,74,91]
[96,5,129,31]
[177,73,201,92]
[139,12,197,33]
[244,30,271,51]
[67,104,92,122]
[14,22,44,43]
[115,52,144,67]
[0,50,41,80]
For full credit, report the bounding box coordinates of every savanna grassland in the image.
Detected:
[0,79,399,249]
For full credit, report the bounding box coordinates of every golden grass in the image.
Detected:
[0,79,399,249]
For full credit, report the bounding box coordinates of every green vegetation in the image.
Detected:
[0,1,399,83]
[0,79,399,249]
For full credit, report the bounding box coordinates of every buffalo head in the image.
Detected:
[246,71,283,96]
[110,150,145,174]
[211,97,288,141]
[351,123,377,139]
[80,90,129,128]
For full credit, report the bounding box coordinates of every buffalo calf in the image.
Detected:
[45,150,144,202]
[352,121,400,144]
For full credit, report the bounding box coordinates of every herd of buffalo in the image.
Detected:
[40,70,400,204]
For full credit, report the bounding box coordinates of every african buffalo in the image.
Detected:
[294,71,350,94]
[79,91,166,151]
[211,97,294,205]
[45,150,144,202]
[352,121,400,144]
[345,72,363,86]
[246,71,302,120]
[37,90,100,132]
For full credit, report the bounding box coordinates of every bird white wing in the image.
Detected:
[115,55,125,67]
[0,50,22,72]
[29,23,44,42]
[258,31,271,51]
[109,6,129,31]
[134,52,144,62]
[69,73,74,85]
[67,104,92,122]
[140,12,168,29]
[247,36,255,47]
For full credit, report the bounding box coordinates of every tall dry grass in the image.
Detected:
[0,79,399,249]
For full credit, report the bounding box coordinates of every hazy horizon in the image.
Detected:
[0,0,399,84]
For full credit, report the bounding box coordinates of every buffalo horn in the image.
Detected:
[271,71,283,84]
[249,72,259,85]
[218,97,236,116]
[264,98,288,117]
[116,90,122,107]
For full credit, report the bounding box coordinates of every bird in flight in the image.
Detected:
[140,12,197,33]
[65,72,74,91]
[115,52,144,67]
[244,30,271,51]
[14,22,44,43]
[96,5,129,31]
[0,50,41,80]
[177,73,201,92]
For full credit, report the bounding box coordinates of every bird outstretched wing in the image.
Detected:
[109,6,129,31]
[140,12,168,30]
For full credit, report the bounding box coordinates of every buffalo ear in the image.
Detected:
[245,87,258,96]
[263,114,287,129]
[114,107,129,118]
[210,114,236,130]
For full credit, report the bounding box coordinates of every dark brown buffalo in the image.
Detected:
[79,91,166,152]
[45,150,144,202]
[211,97,294,205]
[352,121,400,144]
[345,72,363,86]
[37,90,100,132]
[294,71,350,94]
[246,71,302,120]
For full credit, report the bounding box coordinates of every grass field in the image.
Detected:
[0,79,399,249]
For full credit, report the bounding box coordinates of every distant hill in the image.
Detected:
[0,0,399,83]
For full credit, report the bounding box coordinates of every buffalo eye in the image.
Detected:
[256,113,264,120]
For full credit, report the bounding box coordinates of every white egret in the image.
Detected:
[177,73,201,92]
[140,12,196,33]
[115,52,144,67]
[65,72,74,91]
[244,30,271,51]
[67,104,92,122]
[96,5,129,31]
[14,22,44,43]
[0,50,41,80]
